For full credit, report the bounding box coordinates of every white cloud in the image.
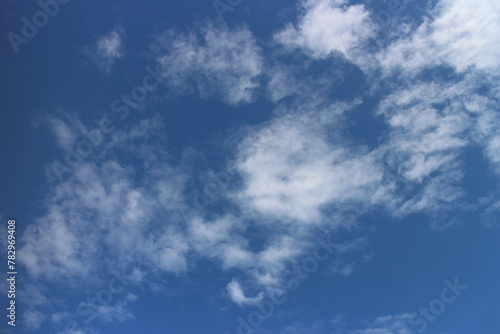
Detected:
[154,23,263,105]
[378,0,500,75]
[378,82,469,182]
[37,110,91,152]
[328,238,372,276]
[148,228,190,274]
[97,30,123,59]
[21,129,189,282]
[19,1,500,330]
[374,73,500,219]
[275,0,375,60]
[471,96,500,175]
[266,60,348,103]
[375,19,434,76]
[49,117,76,151]
[330,262,355,276]
[85,28,125,75]
[227,279,264,306]
[23,310,47,331]
[187,215,254,270]
[234,105,386,223]
[351,313,415,334]
[60,330,97,334]
[479,195,500,227]
[432,0,500,72]
[19,112,191,331]
[93,294,137,323]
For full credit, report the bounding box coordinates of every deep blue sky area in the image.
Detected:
[0,0,499,334]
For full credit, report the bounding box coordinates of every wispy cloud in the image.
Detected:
[153,22,263,105]
[16,1,500,332]
[84,28,125,75]
[350,313,415,334]
[233,102,387,224]
[275,0,375,60]
[227,279,264,306]
[377,0,500,75]
[19,111,189,331]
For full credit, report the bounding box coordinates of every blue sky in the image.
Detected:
[0,0,499,333]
